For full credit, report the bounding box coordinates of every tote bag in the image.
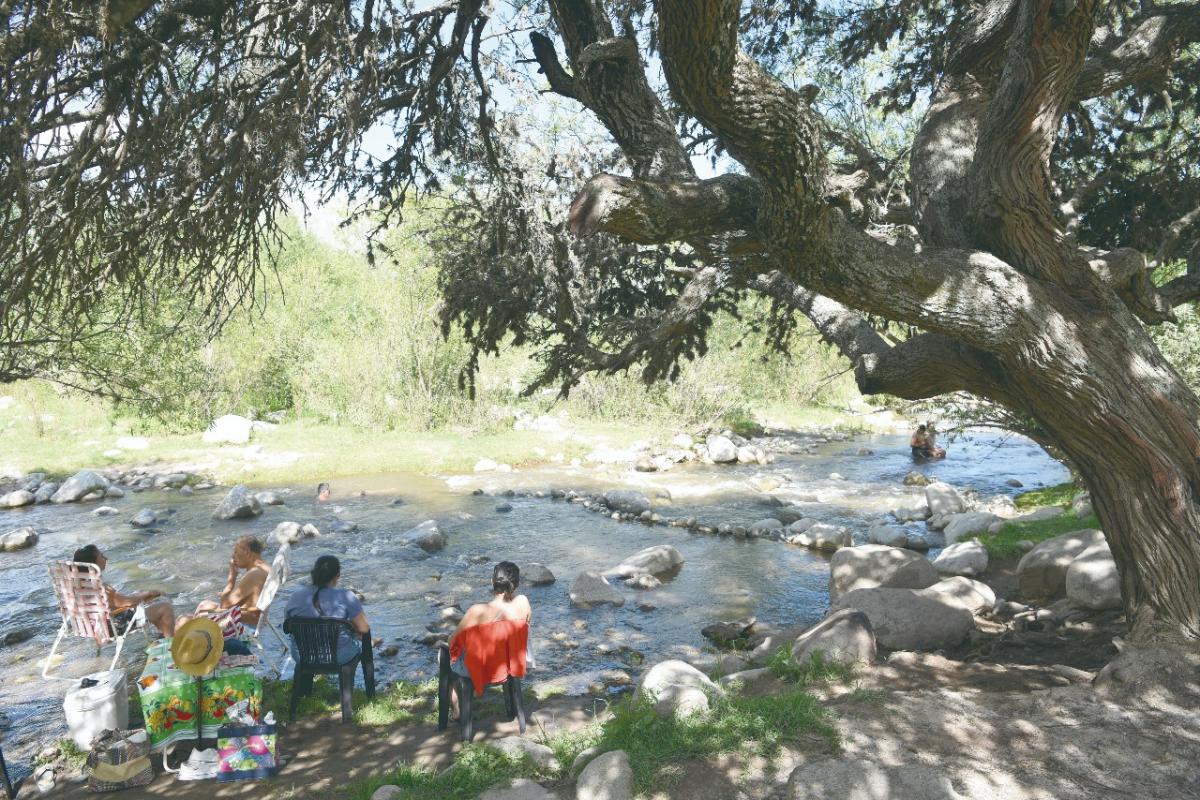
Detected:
[216,723,278,781]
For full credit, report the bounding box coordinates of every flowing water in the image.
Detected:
[0,429,1068,766]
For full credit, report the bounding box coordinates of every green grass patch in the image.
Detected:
[979,512,1101,559]
[344,744,534,800]
[263,678,438,726]
[1014,482,1079,510]
[767,649,857,687]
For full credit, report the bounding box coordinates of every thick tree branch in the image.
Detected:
[1074,4,1200,99]
[529,31,579,99]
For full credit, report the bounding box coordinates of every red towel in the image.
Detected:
[449,619,528,696]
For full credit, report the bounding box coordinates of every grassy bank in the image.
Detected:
[978,481,1098,559]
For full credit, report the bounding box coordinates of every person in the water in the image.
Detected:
[910,423,946,459]
[316,482,331,503]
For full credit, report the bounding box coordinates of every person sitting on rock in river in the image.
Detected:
[176,536,270,633]
[72,544,176,636]
[446,561,532,720]
[910,424,933,458]
[284,555,378,664]
[925,421,947,458]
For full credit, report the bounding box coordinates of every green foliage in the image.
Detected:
[262,678,437,727]
[344,744,533,800]
[980,513,1102,560]
[767,649,856,686]
[1014,482,1080,511]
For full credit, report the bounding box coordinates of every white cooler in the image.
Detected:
[63,670,129,750]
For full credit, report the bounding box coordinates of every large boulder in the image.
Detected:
[942,512,1000,544]
[927,577,996,614]
[34,482,58,503]
[605,545,683,579]
[890,501,930,522]
[638,660,722,718]
[576,751,633,800]
[202,414,253,444]
[1,490,34,508]
[212,485,263,520]
[828,544,939,601]
[925,482,966,517]
[402,520,446,553]
[0,526,38,552]
[788,523,850,552]
[832,588,975,650]
[785,759,962,800]
[569,572,625,608]
[493,736,560,772]
[705,435,738,463]
[51,470,109,503]
[790,609,876,667]
[603,490,651,515]
[868,523,909,548]
[522,563,556,586]
[270,521,303,545]
[931,540,989,577]
[1065,542,1122,610]
[1016,529,1106,601]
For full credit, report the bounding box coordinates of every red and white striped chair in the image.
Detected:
[43,561,148,679]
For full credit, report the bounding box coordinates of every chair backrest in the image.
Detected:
[48,561,114,645]
[283,616,355,667]
[257,545,291,615]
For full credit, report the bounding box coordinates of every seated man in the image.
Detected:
[72,544,176,636]
[178,536,270,632]
[910,424,932,458]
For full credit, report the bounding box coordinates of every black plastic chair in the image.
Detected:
[437,644,526,742]
[283,617,375,723]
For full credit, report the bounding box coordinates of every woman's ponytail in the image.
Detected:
[492,561,520,602]
[310,555,341,615]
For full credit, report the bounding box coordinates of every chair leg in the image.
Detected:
[109,632,125,671]
[41,624,67,680]
[459,677,474,743]
[338,662,357,724]
[361,643,376,700]
[289,671,303,723]
[510,677,526,734]
[437,647,451,731]
[503,678,516,720]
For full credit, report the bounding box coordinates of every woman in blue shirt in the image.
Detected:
[285,555,374,665]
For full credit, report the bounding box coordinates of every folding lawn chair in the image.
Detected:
[43,561,148,680]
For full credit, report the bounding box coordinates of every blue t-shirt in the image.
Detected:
[285,584,364,663]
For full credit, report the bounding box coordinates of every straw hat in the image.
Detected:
[171,618,224,677]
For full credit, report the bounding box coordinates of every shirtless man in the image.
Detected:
[178,536,270,629]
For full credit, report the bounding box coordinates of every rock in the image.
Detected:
[495,502,513,513]
[92,505,119,516]
[603,490,651,515]
[105,486,125,498]
[788,522,850,552]
[736,446,760,464]
[130,509,157,529]
[856,448,874,456]
[927,577,996,614]
[1006,478,1023,487]
[941,512,1000,544]
[924,482,966,517]
[271,521,302,545]
[626,574,661,590]
[749,474,783,493]
[570,572,625,608]
[371,787,403,800]
[749,518,783,532]
[473,458,499,472]
[1,490,34,508]
[493,736,561,772]
[638,660,722,718]
[1015,506,1066,524]
[81,490,106,502]
[478,779,557,800]
[788,518,819,534]
[868,523,909,548]
[634,456,657,472]
[902,470,931,487]
[34,483,58,503]
[790,608,876,667]
[212,485,263,520]
[523,563,556,586]
[51,470,109,503]
[1066,541,1122,610]
[931,540,989,576]
[904,535,931,551]
[670,433,694,449]
[4,629,35,648]
[1071,491,1093,518]
[20,473,46,491]
[785,759,962,800]
[572,746,603,775]
[576,750,632,800]
[832,588,975,651]
[254,491,284,506]
[1,526,39,552]
[202,414,253,444]
[153,472,191,489]
[891,501,930,522]
[1016,529,1106,601]
[330,521,358,534]
[705,435,738,463]
[828,544,939,601]
[115,436,150,451]
[403,520,446,553]
[380,645,399,657]
[701,617,757,647]
[605,544,683,578]
[828,472,845,481]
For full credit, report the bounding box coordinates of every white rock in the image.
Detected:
[202,414,253,444]
[787,518,819,534]
[130,509,157,528]
[788,522,850,552]
[942,512,1000,544]
[706,435,738,463]
[570,572,625,608]
[1,490,35,508]
[105,486,124,498]
[51,470,109,503]
[638,660,721,718]
[831,588,975,651]
[791,608,876,666]
[523,563,556,586]
[931,540,989,576]
[576,750,633,800]
[891,501,930,522]
[670,434,694,449]
[1016,529,1106,601]
[371,786,403,800]
[717,668,773,690]
[473,458,499,472]
[927,577,996,614]
[868,523,909,548]
[212,484,263,520]
[271,521,303,545]
[0,526,38,552]
[1066,542,1122,610]
[402,520,446,553]
[92,506,119,516]
[478,779,557,800]
[828,544,939,601]
[605,545,683,578]
[925,482,966,517]
[493,736,561,772]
